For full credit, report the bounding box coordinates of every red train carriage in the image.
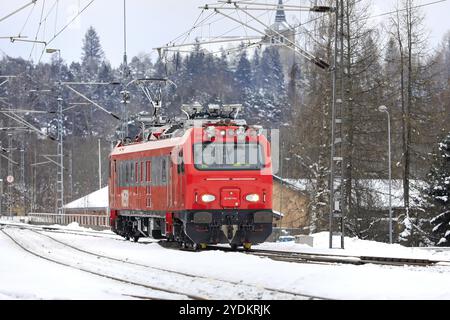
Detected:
[109,107,274,250]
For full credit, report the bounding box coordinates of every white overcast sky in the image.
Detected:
[1,0,449,67]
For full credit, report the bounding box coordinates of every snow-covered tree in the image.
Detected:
[428,134,450,246]
[81,26,104,80]
[234,51,252,94]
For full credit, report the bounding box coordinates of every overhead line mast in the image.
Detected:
[329,0,345,249]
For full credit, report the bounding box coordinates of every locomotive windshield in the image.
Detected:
[194,142,264,170]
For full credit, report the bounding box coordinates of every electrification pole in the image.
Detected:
[98,138,102,189]
[56,94,64,215]
[7,133,13,218]
[329,0,345,249]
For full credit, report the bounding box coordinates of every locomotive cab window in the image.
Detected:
[193,142,264,171]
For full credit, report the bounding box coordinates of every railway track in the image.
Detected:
[4,221,448,269]
[1,226,326,300]
[0,220,119,240]
[0,228,202,300]
[220,247,449,267]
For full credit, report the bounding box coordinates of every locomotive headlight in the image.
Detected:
[201,194,216,203]
[237,126,246,136]
[205,126,216,138]
[245,194,260,202]
[220,130,226,137]
[254,125,263,136]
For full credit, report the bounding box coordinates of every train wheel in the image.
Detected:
[125,235,130,241]
[243,243,252,251]
[230,244,238,250]
[133,236,139,243]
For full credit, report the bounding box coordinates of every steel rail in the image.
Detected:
[1,228,206,300]
[32,229,326,300]
[0,221,119,239]
[0,223,329,299]
[206,246,448,267]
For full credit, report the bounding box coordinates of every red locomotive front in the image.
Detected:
[109,105,274,250]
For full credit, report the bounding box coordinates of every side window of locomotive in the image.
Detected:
[131,161,135,186]
[125,161,131,187]
[118,162,122,186]
[120,162,125,187]
[177,151,185,174]
[127,161,132,186]
[161,158,167,183]
[135,162,139,184]
[124,162,129,186]
[146,160,151,184]
[151,157,160,185]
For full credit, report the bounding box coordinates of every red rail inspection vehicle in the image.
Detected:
[109,104,274,250]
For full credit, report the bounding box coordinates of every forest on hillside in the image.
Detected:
[1,0,449,246]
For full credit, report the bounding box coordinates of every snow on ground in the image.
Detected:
[0,228,181,300]
[1,219,450,300]
[256,232,450,261]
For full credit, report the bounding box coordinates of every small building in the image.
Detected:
[272,176,310,229]
[64,186,109,215]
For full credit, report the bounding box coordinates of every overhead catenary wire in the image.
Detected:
[54,0,59,37]
[217,0,316,9]
[357,0,447,22]
[38,0,96,63]
[155,36,261,50]
[159,0,327,60]
[166,9,214,47]
[202,6,329,12]
[64,84,121,120]
[0,0,38,24]
[214,5,329,69]
[17,1,38,37]
[29,0,47,61]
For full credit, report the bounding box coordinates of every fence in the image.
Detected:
[27,213,110,229]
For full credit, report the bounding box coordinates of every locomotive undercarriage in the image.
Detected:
[174,210,273,250]
[113,210,273,250]
[113,214,166,242]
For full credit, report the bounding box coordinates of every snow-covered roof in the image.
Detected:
[65,187,109,210]
[275,177,428,209]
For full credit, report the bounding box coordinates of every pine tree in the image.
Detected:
[251,47,286,125]
[234,51,252,93]
[428,133,450,246]
[258,47,285,94]
[81,26,104,80]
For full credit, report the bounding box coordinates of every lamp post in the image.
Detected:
[378,105,393,244]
